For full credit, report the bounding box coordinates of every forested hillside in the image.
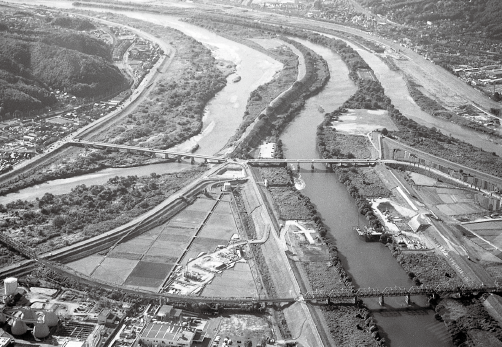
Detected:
[0,14,126,114]
[357,0,502,39]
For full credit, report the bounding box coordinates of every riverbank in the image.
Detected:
[0,166,206,253]
[0,145,176,196]
[254,166,384,346]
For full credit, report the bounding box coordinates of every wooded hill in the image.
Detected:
[0,14,126,114]
[357,0,502,39]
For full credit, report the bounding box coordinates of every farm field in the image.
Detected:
[463,220,502,249]
[66,196,244,293]
[419,186,484,216]
[201,262,257,298]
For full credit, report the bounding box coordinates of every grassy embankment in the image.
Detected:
[0,167,206,253]
[405,79,501,137]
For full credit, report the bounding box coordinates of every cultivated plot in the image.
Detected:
[202,262,257,298]
[92,258,137,285]
[68,255,105,276]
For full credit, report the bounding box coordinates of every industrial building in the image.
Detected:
[139,322,194,347]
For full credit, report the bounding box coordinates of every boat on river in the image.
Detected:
[233,75,241,83]
[318,105,324,113]
[353,226,382,242]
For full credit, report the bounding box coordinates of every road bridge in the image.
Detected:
[70,140,226,163]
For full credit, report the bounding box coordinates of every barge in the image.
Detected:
[353,226,382,242]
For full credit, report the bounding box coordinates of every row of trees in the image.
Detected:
[1,167,205,252]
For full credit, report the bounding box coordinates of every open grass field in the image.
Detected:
[68,255,104,276]
[213,200,233,214]
[198,213,237,240]
[138,226,164,239]
[112,238,153,254]
[464,220,502,249]
[437,203,483,216]
[332,109,398,135]
[171,210,208,226]
[127,261,172,279]
[145,242,188,257]
[202,262,257,298]
[188,198,218,212]
[123,276,166,289]
[92,258,137,285]
[161,226,198,235]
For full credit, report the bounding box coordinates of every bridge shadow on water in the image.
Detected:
[371,304,431,317]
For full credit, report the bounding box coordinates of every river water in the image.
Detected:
[0,3,472,344]
[0,2,282,201]
[280,38,451,346]
[331,35,502,156]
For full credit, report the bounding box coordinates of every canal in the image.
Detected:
[280,38,452,346]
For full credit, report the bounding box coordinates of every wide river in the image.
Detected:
[280,38,452,346]
[0,2,479,345]
[0,3,282,203]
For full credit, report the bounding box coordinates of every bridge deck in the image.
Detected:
[71,140,225,161]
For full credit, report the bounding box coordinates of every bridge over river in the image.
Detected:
[70,140,226,163]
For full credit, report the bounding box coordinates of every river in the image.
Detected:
[280,38,452,346]
[0,3,473,344]
[0,1,282,201]
[331,35,502,156]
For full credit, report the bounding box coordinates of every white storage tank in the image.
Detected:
[4,278,17,296]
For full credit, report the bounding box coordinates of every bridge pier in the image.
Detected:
[378,295,384,306]
[176,155,182,163]
[297,163,300,171]
[190,157,195,165]
[311,163,315,171]
[354,295,358,305]
[405,293,411,305]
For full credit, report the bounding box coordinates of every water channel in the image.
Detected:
[0,5,282,203]
[280,38,452,346]
[0,3,480,344]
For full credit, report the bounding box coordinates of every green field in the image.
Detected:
[202,263,257,298]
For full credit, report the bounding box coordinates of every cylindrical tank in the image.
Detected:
[43,312,58,327]
[0,313,6,324]
[33,323,50,339]
[11,319,28,335]
[4,278,17,296]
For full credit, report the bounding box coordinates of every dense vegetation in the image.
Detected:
[387,105,502,178]
[435,297,502,346]
[0,167,205,253]
[0,11,126,115]
[0,148,167,196]
[357,0,502,39]
[89,14,226,149]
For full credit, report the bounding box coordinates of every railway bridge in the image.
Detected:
[248,158,378,170]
